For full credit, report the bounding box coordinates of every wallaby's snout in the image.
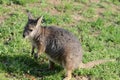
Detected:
[23,30,28,38]
[23,25,34,38]
[23,32,25,38]
[23,25,31,38]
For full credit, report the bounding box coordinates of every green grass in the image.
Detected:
[0,0,39,5]
[0,0,120,80]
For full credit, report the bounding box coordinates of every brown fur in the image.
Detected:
[23,11,115,80]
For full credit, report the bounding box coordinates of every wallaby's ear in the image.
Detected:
[26,10,33,20]
[36,16,43,28]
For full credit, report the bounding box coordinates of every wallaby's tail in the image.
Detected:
[79,59,115,69]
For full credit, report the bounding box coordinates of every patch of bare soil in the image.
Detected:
[0,16,6,24]
[26,2,41,8]
[0,4,25,24]
[47,0,61,6]
[24,74,37,80]
[71,14,83,21]
[1,4,25,15]
[42,6,60,15]
[89,0,100,3]
[72,1,120,23]
[45,0,64,15]
[27,1,61,15]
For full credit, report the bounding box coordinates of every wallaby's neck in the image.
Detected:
[33,27,45,42]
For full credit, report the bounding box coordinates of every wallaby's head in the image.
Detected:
[23,11,43,39]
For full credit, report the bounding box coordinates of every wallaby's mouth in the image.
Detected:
[23,33,31,39]
[23,34,28,39]
[23,35,29,39]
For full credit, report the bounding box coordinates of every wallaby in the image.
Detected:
[23,11,115,80]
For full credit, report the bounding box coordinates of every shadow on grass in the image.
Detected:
[0,54,63,78]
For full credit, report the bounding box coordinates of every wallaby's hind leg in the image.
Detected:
[63,58,73,80]
[63,69,72,80]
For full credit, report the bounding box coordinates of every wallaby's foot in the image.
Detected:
[63,77,71,80]
[34,53,39,59]
[63,70,72,80]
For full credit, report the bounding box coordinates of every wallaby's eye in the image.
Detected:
[29,29,33,32]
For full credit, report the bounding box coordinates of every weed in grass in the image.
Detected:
[82,7,95,18]
[74,0,89,4]
[91,18,104,30]
[54,1,73,13]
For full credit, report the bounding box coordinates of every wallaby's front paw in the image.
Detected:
[31,52,34,57]
[34,53,39,59]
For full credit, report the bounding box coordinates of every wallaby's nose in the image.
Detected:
[23,31,28,38]
[23,34,25,38]
[23,32,26,38]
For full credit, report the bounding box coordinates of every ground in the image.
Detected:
[0,0,120,80]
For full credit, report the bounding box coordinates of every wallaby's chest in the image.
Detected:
[31,39,42,49]
[31,34,45,48]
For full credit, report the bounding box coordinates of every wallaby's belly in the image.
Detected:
[45,37,82,68]
[44,26,83,68]
[45,38,65,65]
[45,43,82,69]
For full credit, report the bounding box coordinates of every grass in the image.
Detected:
[0,0,120,80]
[0,0,39,5]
